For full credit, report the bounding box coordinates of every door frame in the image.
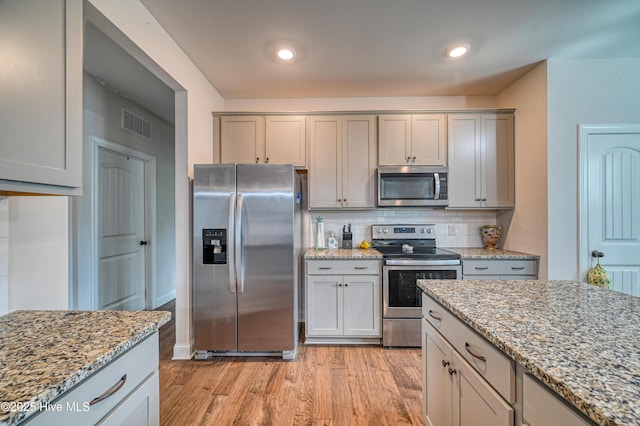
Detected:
[92,137,157,310]
[577,123,640,280]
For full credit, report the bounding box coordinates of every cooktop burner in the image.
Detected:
[371,224,461,261]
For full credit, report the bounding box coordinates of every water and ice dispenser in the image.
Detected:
[202,229,227,264]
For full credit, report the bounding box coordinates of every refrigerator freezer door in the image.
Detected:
[193,164,238,351]
[236,164,296,351]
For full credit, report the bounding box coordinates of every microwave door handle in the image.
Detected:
[433,172,440,200]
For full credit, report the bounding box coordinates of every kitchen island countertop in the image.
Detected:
[303,247,383,260]
[418,279,640,426]
[0,310,170,426]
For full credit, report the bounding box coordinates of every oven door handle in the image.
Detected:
[384,259,461,266]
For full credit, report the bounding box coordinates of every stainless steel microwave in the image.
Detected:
[377,166,448,207]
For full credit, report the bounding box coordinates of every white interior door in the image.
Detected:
[97,147,146,310]
[581,124,640,296]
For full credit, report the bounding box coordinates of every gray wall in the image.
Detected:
[72,72,175,309]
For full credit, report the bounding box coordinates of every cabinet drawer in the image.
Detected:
[422,294,515,403]
[306,260,380,275]
[463,259,537,276]
[25,333,159,426]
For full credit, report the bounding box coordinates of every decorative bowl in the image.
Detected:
[480,225,502,250]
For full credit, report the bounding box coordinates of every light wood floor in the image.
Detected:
[156,301,424,426]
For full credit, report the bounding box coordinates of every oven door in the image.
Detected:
[383,263,461,318]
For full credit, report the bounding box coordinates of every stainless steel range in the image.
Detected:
[372,224,461,347]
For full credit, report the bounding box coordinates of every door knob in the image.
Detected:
[140,241,148,246]
[591,250,604,258]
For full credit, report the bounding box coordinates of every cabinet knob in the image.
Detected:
[344,283,349,287]
[255,157,260,163]
[139,240,148,246]
[338,283,343,287]
[338,198,342,202]
[442,360,450,368]
[448,367,457,376]
[265,157,269,163]
[407,156,411,162]
[413,156,416,162]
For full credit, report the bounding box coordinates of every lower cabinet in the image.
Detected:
[462,259,538,280]
[25,333,160,426]
[522,374,592,426]
[423,319,513,426]
[305,259,381,343]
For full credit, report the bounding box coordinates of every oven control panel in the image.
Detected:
[372,224,436,239]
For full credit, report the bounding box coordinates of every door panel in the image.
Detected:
[236,164,294,351]
[192,164,237,351]
[97,149,145,311]
[585,127,640,296]
[424,321,452,426]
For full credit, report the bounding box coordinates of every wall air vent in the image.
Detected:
[122,109,152,140]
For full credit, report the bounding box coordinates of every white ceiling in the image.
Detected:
[139,0,640,99]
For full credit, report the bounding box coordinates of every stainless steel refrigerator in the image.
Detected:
[192,164,301,360]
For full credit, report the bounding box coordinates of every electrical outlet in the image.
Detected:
[448,224,457,236]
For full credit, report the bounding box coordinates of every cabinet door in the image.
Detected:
[309,116,342,208]
[412,114,447,166]
[378,115,411,165]
[451,351,513,426]
[423,321,453,426]
[0,0,82,195]
[343,274,380,336]
[482,114,515,208]
[221,116,265,164]
[97,372,159,426]
[265,116,306,167]
[448,114,482,208]
[342,116,376,208]
[307,275,343,336]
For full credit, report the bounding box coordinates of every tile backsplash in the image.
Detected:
[0,197,8,314]
[305,208,496,248]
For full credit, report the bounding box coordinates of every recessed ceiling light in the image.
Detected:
[447,43,470,58]
[277,48,295,60]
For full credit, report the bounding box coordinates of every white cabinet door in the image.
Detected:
[522,374,591,426]
[220,116,265,164]
[412,114,447,165]
[265,116,306,166]
[342,116,376,209]
[309,116,342,208]
[448,114,515,209]
[482,114,515,208]
[309,115,376,209]
[379,115,411,165]
[452,351,514,426]
[423,320,453,426]
[307,275,343,336]
[448,114,482,208]
[0,0,82,195]
[343,274,380,336]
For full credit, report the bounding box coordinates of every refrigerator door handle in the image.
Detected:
[228,193,236,293]
[235,193,244,294]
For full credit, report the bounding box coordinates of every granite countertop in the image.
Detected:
[418,279,640,426]
[303,247,383,260]
[0,310,171,426]
[446,247,540,260]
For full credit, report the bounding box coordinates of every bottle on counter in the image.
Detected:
[315,217,326,249]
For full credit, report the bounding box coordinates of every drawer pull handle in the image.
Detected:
[465,343,487,362]
[354,266,368,270]
[474,267,489,270]
[511,266,525,270]
[428,310,442,321]
[318,267,333,270]
[89,374,127,406]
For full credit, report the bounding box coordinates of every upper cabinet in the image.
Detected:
[220,115,306,167]
[0,0,82,195]
[308,115,377,209]
[378,114,446,166]
[447,113,515,209]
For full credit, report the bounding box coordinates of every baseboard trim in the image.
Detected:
[172,343,192,360]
